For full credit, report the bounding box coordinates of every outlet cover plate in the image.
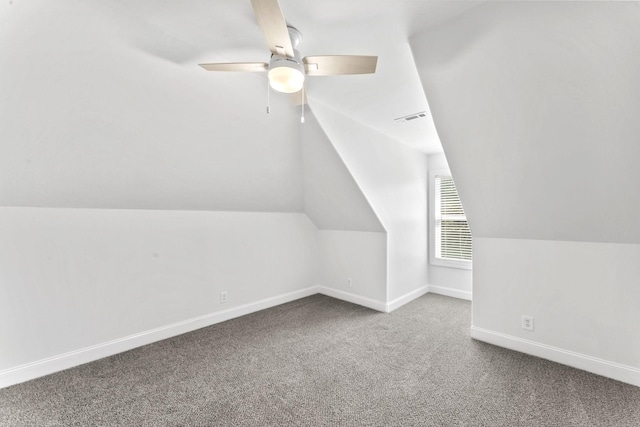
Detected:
[522,315,534,331]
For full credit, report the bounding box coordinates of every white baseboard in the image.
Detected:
[316,286,387,312]
[427,284,472,301]
[470,326,640,388]
[0,287,319,389]
[318,284,466,313]
[386,285,430,312]
[317,285,432,313]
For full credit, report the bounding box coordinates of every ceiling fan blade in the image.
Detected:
[250,0,294,58]
[303,55,378,76]
[199,62,268,72]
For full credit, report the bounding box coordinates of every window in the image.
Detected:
[430,170,472,269]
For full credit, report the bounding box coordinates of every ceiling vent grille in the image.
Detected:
[394,111,427,123]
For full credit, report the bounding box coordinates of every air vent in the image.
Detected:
[394,111,427,123]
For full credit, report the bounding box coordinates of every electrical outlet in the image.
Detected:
[220,291,228,304]
[522,315,534,331]
[346,278,352,288]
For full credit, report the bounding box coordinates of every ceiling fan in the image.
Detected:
[199,0,378,117]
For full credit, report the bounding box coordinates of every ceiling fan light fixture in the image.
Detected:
[268,54,305,93]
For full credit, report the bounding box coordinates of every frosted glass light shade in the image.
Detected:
[268,66,305,93]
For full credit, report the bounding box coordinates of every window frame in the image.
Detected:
[429,169,472,270]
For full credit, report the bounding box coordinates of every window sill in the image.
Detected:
[430,258,472,270]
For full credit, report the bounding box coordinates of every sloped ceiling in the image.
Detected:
[301,111,384,232]
[0,0,478,211]
[0,0,302,212]
[412,1,640,244]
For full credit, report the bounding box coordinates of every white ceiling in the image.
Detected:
[99,0,481,153]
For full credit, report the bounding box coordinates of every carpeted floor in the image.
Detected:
[1,294,639,426]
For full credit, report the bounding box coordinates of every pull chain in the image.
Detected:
[266,79,270,114]
[300,85,305,124]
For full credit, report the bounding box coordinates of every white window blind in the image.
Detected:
[435,175,472,262]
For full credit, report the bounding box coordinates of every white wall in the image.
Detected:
[310,101,429,302]
[301,111,387,306]
[427,153,472,298]
[412,2,640,385]
[473,237,640,385]
[317,231,387,305]
[0,0,314,388]
[473,238,640,369]
[0,207,319,386]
